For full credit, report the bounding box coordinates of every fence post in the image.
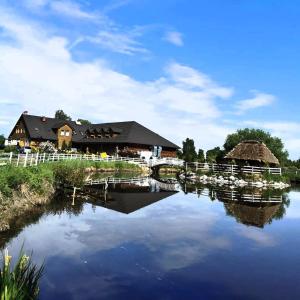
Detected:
[43,153,46,163]
[9,152,13,164]
[35,152,39,166]
[30,154,34,166]
[231,164,233,175]
[24,152,28,167]
[17,154,20,166]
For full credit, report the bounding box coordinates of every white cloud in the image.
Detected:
[0,8,233,150]
[23,0,49,9]
[82,30,148,55]
[102,0,133,13]
[164,31,183,47]
[237,227,276,247]
[166,63,234,98]
[235,91,275,114]
[49,0,97,20]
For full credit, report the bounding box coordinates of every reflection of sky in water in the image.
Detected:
[4,189,300,299]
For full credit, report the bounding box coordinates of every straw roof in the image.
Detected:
[225,140,280,165]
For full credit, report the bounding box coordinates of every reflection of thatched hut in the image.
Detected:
[225,140,279,166]
[224,202,281,228]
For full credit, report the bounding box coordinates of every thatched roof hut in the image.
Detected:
[225,140,280,166]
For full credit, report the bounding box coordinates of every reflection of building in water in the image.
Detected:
[213,188,284,228]
[189,185,286,228]
[224,202,281,228]
[83,178,179,214]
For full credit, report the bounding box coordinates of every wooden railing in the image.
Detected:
[186,162,282,175]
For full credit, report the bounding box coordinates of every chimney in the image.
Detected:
[23,111,28,115]
[41,116,46,122]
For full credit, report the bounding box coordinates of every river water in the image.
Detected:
[1,177,300,300]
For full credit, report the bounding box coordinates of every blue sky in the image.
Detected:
[0,0,300,158]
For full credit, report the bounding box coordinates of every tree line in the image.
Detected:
[177,128,290,166]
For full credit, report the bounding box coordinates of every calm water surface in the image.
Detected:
[1,178,300,300]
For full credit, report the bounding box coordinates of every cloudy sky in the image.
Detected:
[0,0,299,158]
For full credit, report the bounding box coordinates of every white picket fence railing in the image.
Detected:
[0,152,148,168]
[0,152,282,175]
[187,162,282,175]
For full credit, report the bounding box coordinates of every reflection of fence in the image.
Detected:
[186,162,282,175]
[85,177,181,192]
[191,187,283,203]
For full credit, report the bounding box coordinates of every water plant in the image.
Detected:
[0,249,44,300]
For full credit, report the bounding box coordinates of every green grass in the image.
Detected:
[0,249,44,300]
[0,164,54,198]
[0,160,143,199]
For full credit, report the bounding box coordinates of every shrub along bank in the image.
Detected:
[0,160,143,200]
[0,161,144,231]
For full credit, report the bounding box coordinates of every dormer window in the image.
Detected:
[65,130,70,137]
[60,130,65,136]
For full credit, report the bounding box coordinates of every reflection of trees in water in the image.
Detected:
[177,179,290,228]
[0,191,85,250]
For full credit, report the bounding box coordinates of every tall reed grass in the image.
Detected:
[0,249,44,300]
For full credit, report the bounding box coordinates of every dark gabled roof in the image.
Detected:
[9,114,89,142]
[83,121,179,149]
[9,114,179,149]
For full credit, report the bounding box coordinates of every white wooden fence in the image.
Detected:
[187,162,282,175]
[0,152,148,168]
[0,152,282,175]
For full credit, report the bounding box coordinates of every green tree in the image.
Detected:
[181,138,197,162]
[206,147,224,163]
[77,119,91,125]
[55,110,71,121]
[0,134,5,149]
[197,149,205,162]
[224,128,289,165]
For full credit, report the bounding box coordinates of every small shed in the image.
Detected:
[225,140,280,166]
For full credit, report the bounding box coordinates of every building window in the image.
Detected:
[65,131,70,137]
[60,130,65,136]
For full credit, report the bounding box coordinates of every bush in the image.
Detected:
[0,165,54,198]
[4,146,18,153]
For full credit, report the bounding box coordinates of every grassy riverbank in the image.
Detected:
[0,160,143,199]
[0,161,144,231]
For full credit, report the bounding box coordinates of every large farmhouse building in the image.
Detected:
[8,112,179,158]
